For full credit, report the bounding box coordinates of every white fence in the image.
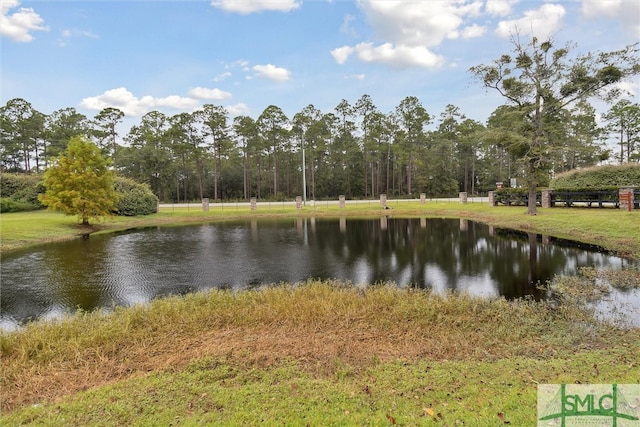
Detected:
[159,196,487,211]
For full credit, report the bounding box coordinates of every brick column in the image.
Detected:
[541,189,553,208]
[488,191,496,206]
[619,187,635,211]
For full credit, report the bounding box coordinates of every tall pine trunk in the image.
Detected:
[527,159,537,215]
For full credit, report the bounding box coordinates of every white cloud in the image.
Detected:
[153,95,200,110]
[213,71,232,82]
[357,0,483,48]
[485,0,518,17]
[189,87,232,100]
[331,46,355,64]
[604,80,640,100]
[226,103,251,116]
[211,0,301,14]
[340,14,357,36]
[79,30,99,39]
[582,0,640,34]
[234,60,250,68]
[252,64,291,81]
[355,42,444,68]
[460,24,486,39]
[335,0,480,68]
[495,4,565,39]
[345,74,366,80]
[0,0,48,42]
[334,42,445,69]
[582,0,624,17]
[450,23,487,40]
[80,87,200,117]
[80,88,147,116]
[57,28,99,47]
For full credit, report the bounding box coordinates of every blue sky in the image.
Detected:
[1,0,639,131]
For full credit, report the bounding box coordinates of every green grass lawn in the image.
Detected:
[1,204,639,425]
[5,352,637,426]
[3,202,639,257]
[2,283,639,426]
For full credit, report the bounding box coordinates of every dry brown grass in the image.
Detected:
[2,281,629,413]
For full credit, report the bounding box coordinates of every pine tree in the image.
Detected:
[470,37,639,214]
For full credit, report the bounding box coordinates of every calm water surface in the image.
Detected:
[2,217,638,330]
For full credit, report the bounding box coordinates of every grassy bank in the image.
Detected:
[2,201,640,257]
[2,282,639,425]
[1,203,639,425]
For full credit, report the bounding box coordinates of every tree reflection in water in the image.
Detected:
[1,218,634,330]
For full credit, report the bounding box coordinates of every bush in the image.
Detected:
[0,173,45,212]
[0,197,38,213]
[113,177,159,216]
[0,173,159,215]
[551,164,640,189]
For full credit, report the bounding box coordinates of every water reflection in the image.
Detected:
[1,218,636,330]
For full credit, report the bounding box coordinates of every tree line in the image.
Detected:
[2,39,639,205]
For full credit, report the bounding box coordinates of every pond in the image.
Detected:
[2,217,638,331]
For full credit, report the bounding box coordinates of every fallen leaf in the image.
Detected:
[386,414,396,424]
[497,412,510,424]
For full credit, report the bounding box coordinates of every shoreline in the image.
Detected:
[3,202,639,259]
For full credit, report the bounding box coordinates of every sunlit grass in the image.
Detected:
[0,210,81,252]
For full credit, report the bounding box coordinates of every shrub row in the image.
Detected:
[0,173,158,216]
[0,174,45,212]
[550,164,640,188]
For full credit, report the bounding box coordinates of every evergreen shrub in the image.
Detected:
[114,177,159,216]
[0,173,45,212]
[0,197,35,213]
[550,164,640,189]
[1,173,160,215]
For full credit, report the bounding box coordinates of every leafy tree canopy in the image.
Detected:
[470,36,640,214]
[39,136,118,225]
